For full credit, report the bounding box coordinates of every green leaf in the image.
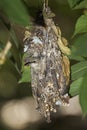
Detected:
[24,0,43,8]
[68,0,87,9]
[69,77,84,96]
[0,71,17,98]
[74,15,87,36]
[71,33,87,58]
[10,32,22,70]
[68,0,80,8]
[71,61,87,80]
[74,0,87,9]
[0,0,29,26]
[0,59,21,80]
[79,76,87,116]
[11,42,22,69]
[0,59,20,98]
[0,21,10,44]
[69,55,85,61]
[19,66,31,83]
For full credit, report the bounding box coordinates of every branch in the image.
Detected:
[0,41,12,65]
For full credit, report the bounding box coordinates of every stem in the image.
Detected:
[44,0,48,8]
[0,41,12,65]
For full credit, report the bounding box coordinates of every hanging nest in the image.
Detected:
[23,0,71,122]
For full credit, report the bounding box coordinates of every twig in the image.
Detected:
[45,0,48,7]
[43,0,49,10]
[0,41,12,65]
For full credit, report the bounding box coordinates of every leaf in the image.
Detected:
[69,55,85,61]
[0,71,17,98]
[0,59,20,98]
[74,0,87,9]
[0,0,29,26]
[79,76,87,116]
[10,32,22,70]
[11,42,22,70]
[68,0,80,8]
[0,59,21,80]
[73,15,87,36]
[69,77,84,96]
[71,33,87,58]
[68,0,87,9]
[24,0,43,8]
[0,21,10,44]
[71,61,87,80]
[19,66,31,83]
